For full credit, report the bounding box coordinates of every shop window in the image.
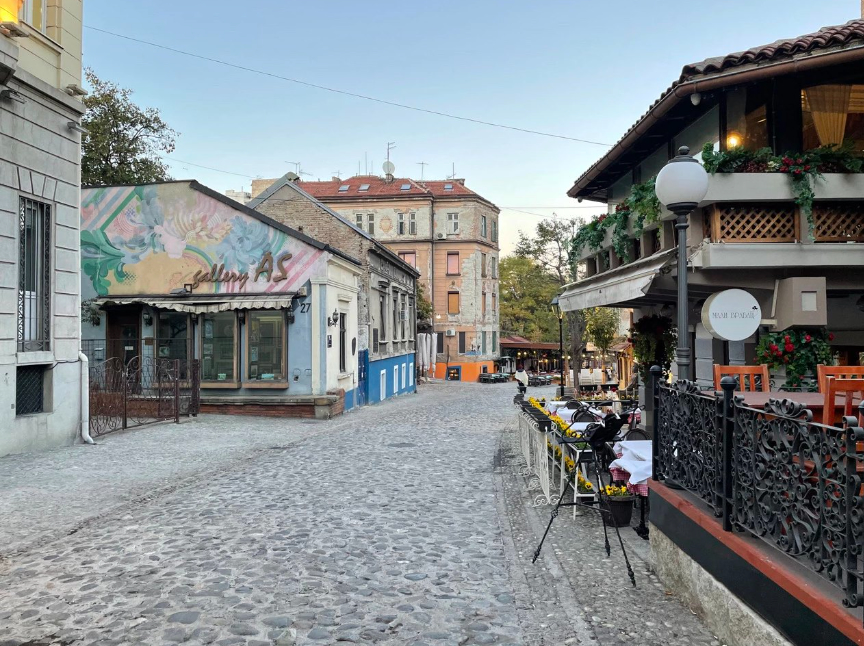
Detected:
[247,311,285,381]
[724,85,769,150]
[339,313,347,373]
[802,84,864,150]
[409,212,417,235]
[157,312,189,363]
[201,312,236,382]
[18,197,51,352]
[446,252,460,275]
[448,291,460,315]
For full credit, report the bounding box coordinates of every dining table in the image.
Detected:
[736,391,862,426]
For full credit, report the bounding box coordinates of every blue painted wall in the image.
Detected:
[367,352,416,404]
[344,388,356,411]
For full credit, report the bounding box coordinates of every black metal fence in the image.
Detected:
[649,367,864,619]
[89,357,200,437]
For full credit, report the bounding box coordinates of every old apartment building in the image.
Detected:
[0,0,85,456]
[250,170,500,382]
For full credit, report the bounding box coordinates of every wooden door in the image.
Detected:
[106,307,141,365]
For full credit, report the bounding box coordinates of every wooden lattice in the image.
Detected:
[813,202,864,242]
[710,203,798,243]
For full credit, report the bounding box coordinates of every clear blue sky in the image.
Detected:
[82,0,857,253]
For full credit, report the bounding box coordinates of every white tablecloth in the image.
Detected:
[609,440,652,485]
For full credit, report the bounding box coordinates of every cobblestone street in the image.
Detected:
[0,382,720,646]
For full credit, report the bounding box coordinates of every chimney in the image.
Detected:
[332,176,341,182]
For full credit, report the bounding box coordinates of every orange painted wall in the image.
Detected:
[433,361,495,382]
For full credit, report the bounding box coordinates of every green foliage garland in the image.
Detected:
[631,314,676,381]
[755,328,834,388]
[701,141,864,238]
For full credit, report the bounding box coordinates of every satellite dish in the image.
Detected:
[382,161,395,175]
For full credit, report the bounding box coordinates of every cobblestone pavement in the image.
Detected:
[0,382,720,646]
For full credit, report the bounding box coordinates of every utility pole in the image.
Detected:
[416,161,428,180]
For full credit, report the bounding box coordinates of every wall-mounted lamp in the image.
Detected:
[327,309,340,327]
[0,88,25,104]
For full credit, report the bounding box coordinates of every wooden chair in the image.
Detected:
[822,377,864,428]
[817,365,864,394]
[713,364,770,392]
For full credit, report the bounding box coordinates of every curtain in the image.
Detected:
[429,333,437,378]
[805,84,851,146]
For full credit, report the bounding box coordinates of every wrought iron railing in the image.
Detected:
[650,367,864,620]
[89,357,200,437]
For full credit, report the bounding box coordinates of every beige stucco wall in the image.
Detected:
[15,0,83,91]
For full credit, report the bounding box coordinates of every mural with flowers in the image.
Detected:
[81,182,327,299]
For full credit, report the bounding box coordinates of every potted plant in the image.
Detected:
[600,484,634,527]
[755,328,834,389]
[631,314,677,382]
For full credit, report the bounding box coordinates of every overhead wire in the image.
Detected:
[85,25,613,147]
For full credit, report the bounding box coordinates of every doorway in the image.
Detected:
[106,306,142,365]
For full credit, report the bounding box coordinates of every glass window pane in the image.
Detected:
[201,312,236,381]
[248,311,285,380]
[725,85,769,150]
[158,312,188,362]
[802,84,864,150]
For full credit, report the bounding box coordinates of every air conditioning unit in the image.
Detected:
[436,233,446,240]
[445,329,456,337]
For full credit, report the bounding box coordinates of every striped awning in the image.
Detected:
[98,294,298,314]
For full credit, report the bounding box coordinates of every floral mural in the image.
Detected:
[81,182,327,298]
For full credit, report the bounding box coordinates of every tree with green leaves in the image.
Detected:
[584,307,622,369]
[416,283,433,331]
[81,68,178,186]
[514,217,587,383]
[499,256,559,341]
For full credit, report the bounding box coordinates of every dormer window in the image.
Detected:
[339,185,350,192]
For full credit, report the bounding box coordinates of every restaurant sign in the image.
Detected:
[701,289,761,341]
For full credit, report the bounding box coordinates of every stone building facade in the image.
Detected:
[0,0,85,456]
[252,173,500,382]
[247,177,419,405]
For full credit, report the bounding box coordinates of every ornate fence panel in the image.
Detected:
[532,424,551,506]
[89,357,200,437]
[732,398,864,611]
[657,380,724,514]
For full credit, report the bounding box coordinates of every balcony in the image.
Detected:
[578,173,864,277]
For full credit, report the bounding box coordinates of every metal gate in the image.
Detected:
[89,357,200,437]
[357,349,368,407]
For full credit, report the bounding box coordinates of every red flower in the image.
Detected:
[793,169,802,176]
[779,166,789,173]
[784,335,791,343]
[804,165,811,171]
[829,333,835,341]
[804,334,811,342]
[782,157,792,165]
[784,343,794,352]
[796,158,804,164]
[769,344,778,352]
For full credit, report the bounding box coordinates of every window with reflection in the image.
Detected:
[725,85,769,150]
[802,84,864,151]
[157,312,189,363]
[201,312,236,382]
[247,311,285,381]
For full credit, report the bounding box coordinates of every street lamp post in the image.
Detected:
[654,146,709,379]
[551,295,565,398]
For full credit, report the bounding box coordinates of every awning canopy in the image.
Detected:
[98,293,298,314]
[559,249,675,311]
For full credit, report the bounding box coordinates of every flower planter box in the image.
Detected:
[600,496,635,527]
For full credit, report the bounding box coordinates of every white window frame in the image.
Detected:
[393,366,399,395]
[20,0,46,33]
[409,212,417,235]
[447,212,459,234]
[355,213,364,229]
[481,215,487,238]
[409,362,414,386]
[397,212,405,235]
[367,213,375,235]
[380,370,387,401]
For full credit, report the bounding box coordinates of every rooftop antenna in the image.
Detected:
[332,170,342,180]
[416,161,428,180]
[447,162,456,180]
[364,152,368,175]
[285,161,301,175]
[387,141,396,164]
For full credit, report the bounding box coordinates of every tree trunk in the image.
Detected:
[567,310,586,391]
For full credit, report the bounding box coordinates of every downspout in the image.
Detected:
[429,194,436,379]
[79,351,95,444]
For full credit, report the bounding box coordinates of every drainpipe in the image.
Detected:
[79,351,95,444]
[429,195,436,378]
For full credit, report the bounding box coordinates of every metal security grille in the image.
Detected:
[16,365,45,415]
[18,197,52,352]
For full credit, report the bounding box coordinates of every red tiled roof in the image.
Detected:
[298,175,479,199]
[568,19,864,198]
